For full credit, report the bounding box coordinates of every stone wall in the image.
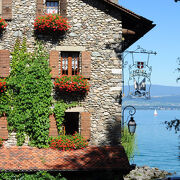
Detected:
[0,0,122,146]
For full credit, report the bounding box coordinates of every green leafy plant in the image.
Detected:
[49,132,88,151]
[8,38,52,147]
[0,79,9,117]
[53,101,78,134]
[0,138,4,147]
[0,171,66,180]
[0,17,7,32]
[34,13,70,35]
[0,79,6,93]
[121,126,137,160]
[54,75,90,95]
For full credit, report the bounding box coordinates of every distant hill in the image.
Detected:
[124,85,180,97]
[123,85,180,109]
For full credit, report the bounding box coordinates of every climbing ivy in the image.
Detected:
[0,81,9,117]
[8,38,52,147]
[53,101,78,134]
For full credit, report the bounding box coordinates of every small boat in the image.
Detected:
[154,109,158,116]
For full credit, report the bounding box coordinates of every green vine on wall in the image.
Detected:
[8,38,52,147]
[53,101,78,134]
[0,82,9,117]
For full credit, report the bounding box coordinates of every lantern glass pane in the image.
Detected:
[128,125,136,134]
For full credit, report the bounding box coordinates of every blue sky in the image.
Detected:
[119,0,180,86]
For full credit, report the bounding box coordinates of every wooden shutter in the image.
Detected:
[0,50,10,78]
[50,50,59,78]
[81,51,91,79]
[60,0,67,18]
[0,115,8,139]
[36,0,44,16]
[2,0,12,20]
[49,114,58,137]
[80,112,91,140]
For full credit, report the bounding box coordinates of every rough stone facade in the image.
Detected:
[0,0,123,146]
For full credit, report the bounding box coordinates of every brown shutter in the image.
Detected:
[2,0,12,20]
[0,115,8,139]
[49,50,59,78]
[80,112,91,140]
[81,51,91,79]
[36,0,44,16]
[60,0,67,18]
[49,114,58,137]
[0,50,10,78]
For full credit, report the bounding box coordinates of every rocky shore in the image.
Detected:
[124,166,174,180]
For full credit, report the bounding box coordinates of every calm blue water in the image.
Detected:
[129,110,180,176]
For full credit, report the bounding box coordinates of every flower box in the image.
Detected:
[54,75,90,95]
[0,17,7,33]
[49,132,88,151]
[0,79,6,93]
[34,13,70,36]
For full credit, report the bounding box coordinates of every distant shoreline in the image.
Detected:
[122,106,180,110]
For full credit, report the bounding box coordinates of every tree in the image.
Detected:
[165,59,180,133]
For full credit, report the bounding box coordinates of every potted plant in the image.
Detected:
[0,17,7,33]
[34,13,70,37]
[54,75,90,95]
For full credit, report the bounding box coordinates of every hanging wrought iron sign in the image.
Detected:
[123,46,156,99]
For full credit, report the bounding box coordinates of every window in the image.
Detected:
[63,112,79,135]
[46,0,59,14]
[61,52,80,76]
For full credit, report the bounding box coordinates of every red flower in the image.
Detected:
[54,75,90,95]
[34,13,70,33]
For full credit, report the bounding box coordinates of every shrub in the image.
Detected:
[54,75,90,95]
[0,171,66,180]
[34,14,70,34]
[49,132,88,151]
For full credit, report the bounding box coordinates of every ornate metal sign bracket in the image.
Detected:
[122,46,157,99]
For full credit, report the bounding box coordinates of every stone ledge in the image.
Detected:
[65,106,84,112]
[55,46,86,52]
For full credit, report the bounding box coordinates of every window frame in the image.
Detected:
[45,0,59,14]
[60,51,80,76]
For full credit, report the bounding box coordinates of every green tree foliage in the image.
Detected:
[8,38,52,147]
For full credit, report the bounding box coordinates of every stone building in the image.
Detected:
[0,0,155,177]
[0,0,155,146]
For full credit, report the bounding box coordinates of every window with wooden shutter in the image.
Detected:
[0,50,10,78]
[46,0,59,14]
[2,0,12,20]
[61,52,80,76]
[36,0,44,16]
[40,0,67,17]
[81,51,91,79]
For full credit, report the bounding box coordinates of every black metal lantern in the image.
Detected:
[128,116,137,135]
[122,105,137,135]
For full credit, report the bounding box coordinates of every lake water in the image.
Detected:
[129,110,180,176]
